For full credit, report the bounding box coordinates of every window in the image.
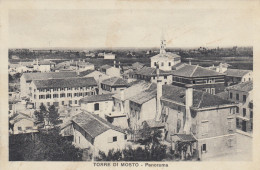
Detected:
[250,111,253,118]
[94,103,99,111]
[75,100,78,104]
[202,144,207,152]
[243,95,246,102]
[39,95,45,99]
[205,88,210,93]
[236,107,239,113]
[229,108,235,114]
[67,93,72,97]
[53,88,58,92]
[243,108,246,117]
[114,87,117,91]
[164,76,167,79]
[236,118,239,127]
[69,100,72,105]
[227,138,233,147]
[124,135,127,140]
[113,136,117,142]
[18,127,22,131]
[201,122,209,135]
[193,80,196,84]
[46,94,51,99]
[228,119,234,131]
[236,94,239,100]
[74,93,78,97]
[161,62,164,66]
[60,93,65,98]
[249,102,253,109]
[79,93,83,97]
[67,87,71,91]
[62,101,64,105]
[53,94,59,98]
[230,92,233,99]
[211,88,215,95]
[168,62,171,66]
[154,62,156,66]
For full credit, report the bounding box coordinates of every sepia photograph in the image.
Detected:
[1,0,259,169]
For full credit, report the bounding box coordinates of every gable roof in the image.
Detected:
[161,84,233,109]
[78,70,95,77]
[135,66,172,77]
[100,64,113,70]
[23,72,77,81]
[172,64,224,77]
[129,89,157,105]
[101,77,128,87]
[226,81,253,92]
[72,112,125,142]
[9,113,35,124]
[113,81,155,101]
[151,52,181,60]
[80,93,114,103]
[132,62,145,70]
[33,77,97,89]
[224,68,252,78]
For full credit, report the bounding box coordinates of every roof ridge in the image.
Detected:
[190,65,198,77]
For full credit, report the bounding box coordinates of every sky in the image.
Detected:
[8,8,255,48]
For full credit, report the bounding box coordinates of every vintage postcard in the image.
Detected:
[0,0,259,169]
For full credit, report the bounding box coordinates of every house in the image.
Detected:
[29,77,98,108]
[20,72,77,98]
[100,77,128,94]
[104,53,115,60]
[226,81,253,133]
[109,81,156,129]
[79,93,114,119]
[9,113,37,134]
[172,64,226,94]
[207,63,230,73]
[224,69,253,86]
[99,62,121,77]
[70,60,95,71]
[32,59,55,72]
[150,36,181,71]
[160,84,237,160]
[70,112,127,154]
[132,66,173,85]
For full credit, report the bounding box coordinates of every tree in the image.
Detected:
[48,105,60,125]
[138,123,162,146]
[9,127,83,161]
[34,110,44,122]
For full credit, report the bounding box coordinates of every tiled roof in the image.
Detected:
[101,77,128,87]
[135,66,172,76]
[132,62,145,70]
[216,91,229,100]
[172,65,224,77]
[171,63,187,70]
[80,93,114,103]
[161,84,233,108]
[113,81,154,101]
[172,134,197,142]
[9,113,35,124]
[72,112,125,141]
[100,64,112,70]
[33,77,97,89]
[151,52,181,60]
[129,89,156,105]
[23,72,77,81]
[224,69,251,78]
[78,70,95,77]
[226,81,253,92]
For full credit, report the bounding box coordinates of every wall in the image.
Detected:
[20,75,30,98]
[106,67,120,77]
[13,119,35,134]
[151,57,181,71]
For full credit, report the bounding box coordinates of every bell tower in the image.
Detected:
[160,31,166,54]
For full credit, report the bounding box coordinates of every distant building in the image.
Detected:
[80,93,114,119]
[69,112,127,154]
[99,63,121,77]
[160,84,237,160]
[29,77,98,108]
[32,59,55,72]
[207,63,230,73]
[100,77,128,94]
[224,69,253,86]
[20,72,78,98]
[226,81,253,133]
[131,66,173,85]
[150,35,181,71]
[104,53,115,60]
[172,64,226,94]
[9,113,37,134]
[132,62,145,70]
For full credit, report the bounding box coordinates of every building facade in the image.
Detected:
[224,69,253,86]
[226,81,253,133]
[100,77,128,94]
[29,77,98,108]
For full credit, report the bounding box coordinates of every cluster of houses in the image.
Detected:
[9,37,253,160]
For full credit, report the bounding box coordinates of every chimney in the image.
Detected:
[114,60,116,67]
[155,62,162,121]
[183,84,193,133]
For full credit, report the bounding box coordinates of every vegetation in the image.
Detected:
[9,127,83,161]
[34,103,61,126]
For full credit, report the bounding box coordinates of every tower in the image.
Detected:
[160,31,166,54]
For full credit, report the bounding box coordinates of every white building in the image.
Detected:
[100,77,128,94]
[29,77,98,108]
[224,69,253,86]
[100,63,121,77]
[150,36,181,71]
[9,113,37,134]
[20,72,78,98]
[67,112,127,154]
[104,53,115,60]
[33,60,55,72]
[79,93,114,120]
